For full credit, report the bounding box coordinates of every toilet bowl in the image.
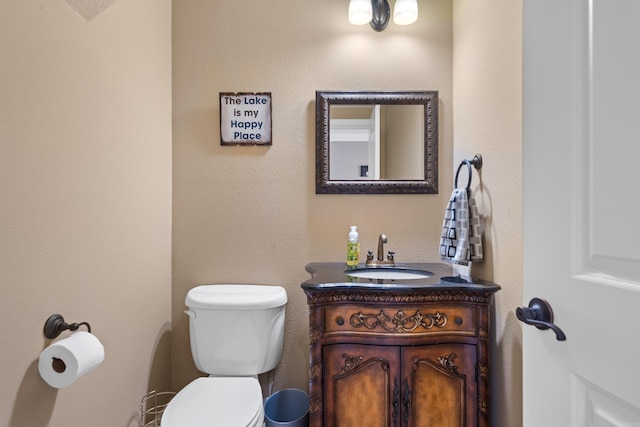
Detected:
[161,377,264,427]
[161,284,287,427]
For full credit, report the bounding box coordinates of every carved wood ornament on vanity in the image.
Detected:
[301,263,500,427]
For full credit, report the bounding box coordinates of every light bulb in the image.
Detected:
[393,0,418,25]
[349,0,373,25]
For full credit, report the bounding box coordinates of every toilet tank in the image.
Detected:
[185,284,287,376]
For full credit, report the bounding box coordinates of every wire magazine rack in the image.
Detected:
[140,390,176,427]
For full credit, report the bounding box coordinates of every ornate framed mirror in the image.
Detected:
[315,90,438,194]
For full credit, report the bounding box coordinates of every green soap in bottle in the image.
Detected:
[347,226,360,268]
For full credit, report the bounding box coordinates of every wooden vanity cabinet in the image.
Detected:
[302,264,499,427]
[323,342,477,427]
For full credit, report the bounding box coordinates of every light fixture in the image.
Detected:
[349,0,418,32]
[348,0,373,25]
[393,0,418,25]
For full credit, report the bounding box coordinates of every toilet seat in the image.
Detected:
[161,377,264,427]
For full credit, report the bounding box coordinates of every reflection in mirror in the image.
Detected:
[316,91,438,194]
[329,104,424,180]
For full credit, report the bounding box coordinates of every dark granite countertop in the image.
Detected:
[301,262,501,293]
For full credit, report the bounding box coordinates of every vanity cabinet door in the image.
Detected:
[402,344,478,427]
[323,343,400,427]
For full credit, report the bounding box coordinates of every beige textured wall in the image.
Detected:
[0,1,172,426]
[173,4,523,424]
[1,0,521,425]
[454,1,523,426]
[172,0,454,393]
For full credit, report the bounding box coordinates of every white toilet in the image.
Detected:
[162,284,288,427]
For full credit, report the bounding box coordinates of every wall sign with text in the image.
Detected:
[219,92,272,146]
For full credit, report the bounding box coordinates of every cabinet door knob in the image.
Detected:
[403,377,410,427]
[392,378,399,427]
[516,297,566,341]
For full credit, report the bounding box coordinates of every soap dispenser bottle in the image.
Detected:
[347,226,360,268]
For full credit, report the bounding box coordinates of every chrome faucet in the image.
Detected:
[366,234,396,267]
[376,234,387,261]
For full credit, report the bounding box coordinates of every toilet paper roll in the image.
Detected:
[38,331,105,388]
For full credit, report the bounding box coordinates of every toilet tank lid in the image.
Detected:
[186,284,287,310]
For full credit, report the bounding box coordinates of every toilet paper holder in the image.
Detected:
[43,314,92,339]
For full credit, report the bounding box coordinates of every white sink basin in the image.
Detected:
[345,267,433,281]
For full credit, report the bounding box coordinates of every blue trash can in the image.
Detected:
[264,388,309,427]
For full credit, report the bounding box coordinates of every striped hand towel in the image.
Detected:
[439,188,483,265]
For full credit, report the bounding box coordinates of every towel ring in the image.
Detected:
[454,154,483,190]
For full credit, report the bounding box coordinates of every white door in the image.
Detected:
[523,0,640,425]
[370,104,381,179]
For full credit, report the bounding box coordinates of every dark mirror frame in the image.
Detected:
[315,90,438,194]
